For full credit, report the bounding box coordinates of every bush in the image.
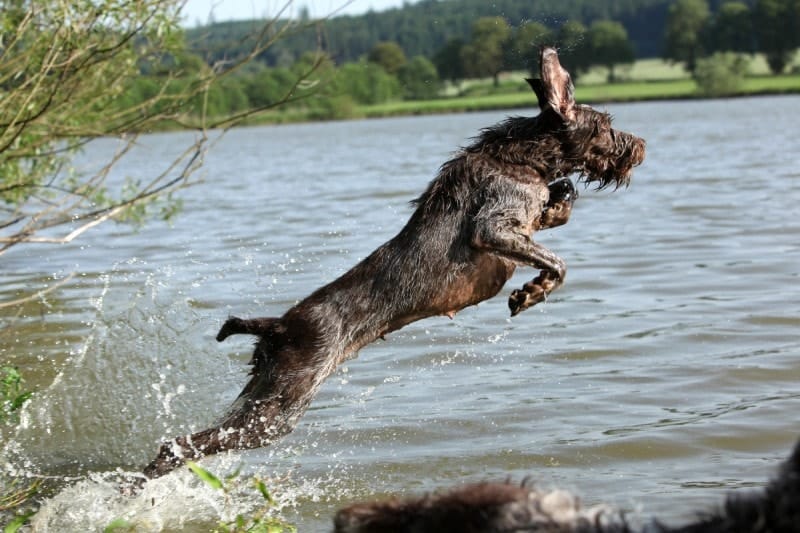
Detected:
[335,61,402,105]
[307,95,360,121]
[398,56,441,100]
[244,67,300,109]
[694,52,749,96]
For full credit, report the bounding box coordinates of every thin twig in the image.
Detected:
[0,272,76,309]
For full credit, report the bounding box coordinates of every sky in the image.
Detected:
[181,0,417,25]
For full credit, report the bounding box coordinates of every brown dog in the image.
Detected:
[143,47,645,478]
[334,438,800,532]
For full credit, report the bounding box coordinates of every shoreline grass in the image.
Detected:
[359,75,800,119]
[241,73,799,126]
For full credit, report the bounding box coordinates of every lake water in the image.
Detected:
[1,95,799,531]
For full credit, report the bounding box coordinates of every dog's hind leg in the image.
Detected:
[142,394,303,479]
[143,347,319,479]
[216,316,278,342]
[145,313,331,479]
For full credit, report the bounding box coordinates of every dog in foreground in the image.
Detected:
[334,437,800,533]
[143,47,646,478]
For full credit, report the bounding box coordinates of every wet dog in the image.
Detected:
[334,437,800,532]
[143,47,645,478]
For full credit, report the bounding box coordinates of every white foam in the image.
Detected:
[29,463,302,532]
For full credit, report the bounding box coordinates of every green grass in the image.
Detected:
[359,74,800,119]
[576,52,800,83]
[742,74,800,92]
[361,92,536,117]
[577,79,697,101]
[578,58,690,84]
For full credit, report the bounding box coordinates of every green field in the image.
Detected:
[358,75,799,119]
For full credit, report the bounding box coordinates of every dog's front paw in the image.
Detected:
[508,284,546,316]
[539,178,577,230]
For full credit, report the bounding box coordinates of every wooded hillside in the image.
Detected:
[186,0,673,65]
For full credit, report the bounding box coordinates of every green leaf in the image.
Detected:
[4,512,34,533]
[10,392,32,411]
[104,518,131,532]
[224,464,243,482]
[1,367,21,387]
[186,461,224,490]
[254,480,274,504]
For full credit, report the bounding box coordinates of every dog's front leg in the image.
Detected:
[476,228,565,315]
[499,178,577,315]
[472,192,566,316]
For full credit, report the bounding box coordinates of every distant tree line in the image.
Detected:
[439,16,635,85]
[114,15,636,122]
[108,0,799,122]
[186,0,670,66]
[664,0,800,74]
[186,0,799,74]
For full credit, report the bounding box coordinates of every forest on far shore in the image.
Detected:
[152,0,798,121]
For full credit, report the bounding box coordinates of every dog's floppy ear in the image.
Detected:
[537,46,576,121]
[525,78,548,110]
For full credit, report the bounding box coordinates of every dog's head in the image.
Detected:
[527,47,645,189]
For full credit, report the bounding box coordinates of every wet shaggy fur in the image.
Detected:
[334,437,800,532]
[143,47,645,478]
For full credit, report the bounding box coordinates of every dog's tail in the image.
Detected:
[216,315,282,375]
[216,316,279,342]
[212,314,283,424]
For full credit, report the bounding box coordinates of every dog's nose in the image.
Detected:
[549,178,578,203]
[634,138,647,165]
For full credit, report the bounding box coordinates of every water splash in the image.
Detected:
[0,253,366,530]
[29,465,297,531]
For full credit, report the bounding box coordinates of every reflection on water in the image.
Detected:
[2,96,800,530]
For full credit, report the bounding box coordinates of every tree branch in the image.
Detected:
[0,272,76,309]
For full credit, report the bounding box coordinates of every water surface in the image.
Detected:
[1,96,799,531]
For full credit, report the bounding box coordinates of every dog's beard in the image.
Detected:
[578,163,632,190]
[580,134,644,190]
